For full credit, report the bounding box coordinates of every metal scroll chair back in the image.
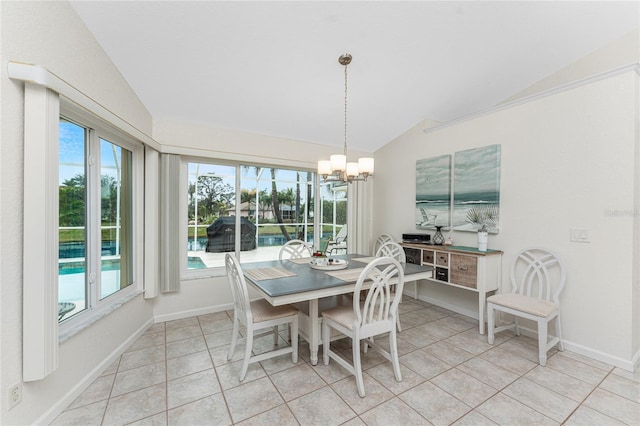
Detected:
[279,239,313,260]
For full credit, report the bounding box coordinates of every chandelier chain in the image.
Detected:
[343,61,348,156]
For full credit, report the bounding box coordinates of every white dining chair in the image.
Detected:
[225,253,299,381]
[322,256,405,397]
[372,233,394,255]
[487,247,566,366]
[279,239,313,260]
[375,241,405,262]
[375,241,406,331]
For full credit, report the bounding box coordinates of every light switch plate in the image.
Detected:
[570,228,590,243]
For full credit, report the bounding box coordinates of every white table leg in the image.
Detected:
[478,292,485,335]
[309,298,319,365]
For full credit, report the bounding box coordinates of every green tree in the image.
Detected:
[189,175,234,223]
[295,173,302,238]
[281,187,295,220]
[240,189,257,217]
[258,189,272,220]
[101,175,118,225]
[59,174,86,227]
[322,199,347,224]
[270,168,291,240]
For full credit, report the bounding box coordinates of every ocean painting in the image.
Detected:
[452,145,501,233]
[415,155,451,229]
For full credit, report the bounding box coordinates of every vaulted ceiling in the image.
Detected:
[70,1,639,152]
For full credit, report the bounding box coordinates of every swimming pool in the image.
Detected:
[187,256,207,269]
[59,259,120,275]
[59,257,207,274]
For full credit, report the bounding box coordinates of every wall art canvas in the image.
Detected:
[415,154,451,229]
[452,144,501,233]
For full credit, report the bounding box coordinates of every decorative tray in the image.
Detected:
[309,259,349,271]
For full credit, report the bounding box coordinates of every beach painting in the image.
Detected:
[452,145,501,233]
[415,154,451,229]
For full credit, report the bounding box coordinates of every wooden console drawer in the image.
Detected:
[435,251,449,266]
[399,242,503,335]
[450,254,477,288]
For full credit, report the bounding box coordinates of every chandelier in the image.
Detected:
[317,53,374,183]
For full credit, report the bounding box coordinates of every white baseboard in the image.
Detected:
[415,294,638,373]
[490,323,637,372]
[562,338,638,372]
[632,348,640,372]
[36,317,155,425]
[153,303,234,324]
[417,294,479,320]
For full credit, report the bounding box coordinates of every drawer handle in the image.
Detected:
[458,266,468,270]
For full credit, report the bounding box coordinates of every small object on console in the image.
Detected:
[402,233,431,244]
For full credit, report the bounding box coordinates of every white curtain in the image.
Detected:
[160,154,181,293]
[348,180,373,255]
[144,147,160,298]
[22,84,60,381]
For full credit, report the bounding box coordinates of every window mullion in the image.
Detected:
[87,128,101,308]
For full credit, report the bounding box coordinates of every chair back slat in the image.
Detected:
[375,241,406,263]
[225,253,252,323]
[511,248,566,304]
[279,239,313,260]
[354,257,404,330]
[373,234,394,255]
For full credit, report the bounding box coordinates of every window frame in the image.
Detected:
[57,100,145,333]
[181,157,321,279]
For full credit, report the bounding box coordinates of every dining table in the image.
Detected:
[241,253,434,365]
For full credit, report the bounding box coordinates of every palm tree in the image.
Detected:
[295,173,302,238]
[270,168,291,240]
[258,189,271,219]
[240,189,256,217]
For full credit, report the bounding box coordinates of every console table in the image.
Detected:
[401,243,503,334]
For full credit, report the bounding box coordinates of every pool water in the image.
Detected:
[59,259,121,275]
[188,256,207,269]
[60,257,207,274]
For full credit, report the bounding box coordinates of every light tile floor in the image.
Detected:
[52,299,640,425]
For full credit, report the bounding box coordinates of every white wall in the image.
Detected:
[1,2,637,424]
[373,69,640,369]
[1,2,154,424]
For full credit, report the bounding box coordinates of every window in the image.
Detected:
[186,162,319,271]
[319,181,348,252]
[186,162,236,269]
[58,112,140,322]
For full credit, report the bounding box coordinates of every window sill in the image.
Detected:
[58,289,143,343]
[182,267,226,281]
